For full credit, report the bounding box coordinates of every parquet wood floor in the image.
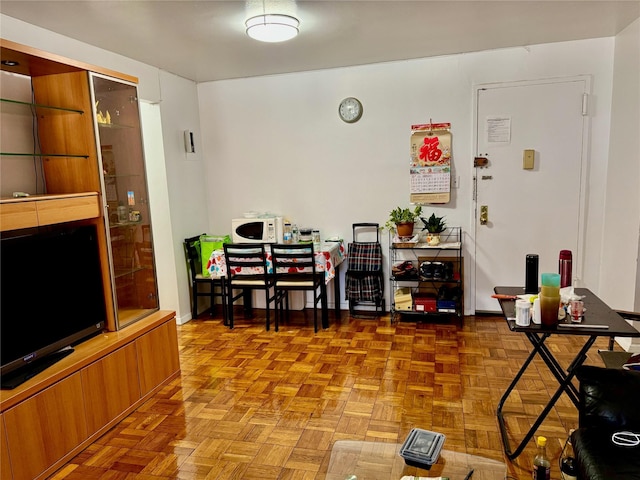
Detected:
[49,310,614,480]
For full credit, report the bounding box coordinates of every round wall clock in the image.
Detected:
[338,97,363,123]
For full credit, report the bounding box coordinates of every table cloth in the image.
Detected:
[207,241,345,285]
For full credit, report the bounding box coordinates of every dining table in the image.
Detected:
[206,240,346,323]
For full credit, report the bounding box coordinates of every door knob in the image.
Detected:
[480,205,488,225]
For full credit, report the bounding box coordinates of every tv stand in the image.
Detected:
[1,347,74,390]
[0,311,179,480]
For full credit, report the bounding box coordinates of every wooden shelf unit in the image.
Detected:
[0,40,179,480]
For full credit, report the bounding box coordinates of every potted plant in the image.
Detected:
[421,213,446,245]
[384,205,422,237]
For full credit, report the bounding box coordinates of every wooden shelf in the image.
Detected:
[0,193,100,231]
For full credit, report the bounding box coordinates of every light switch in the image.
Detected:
[523,149,535,169]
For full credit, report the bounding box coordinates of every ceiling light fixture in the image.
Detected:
[245,13,299,43]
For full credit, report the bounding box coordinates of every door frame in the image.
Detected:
[469,75,592,313]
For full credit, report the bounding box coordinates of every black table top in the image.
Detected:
[494,286,640,337]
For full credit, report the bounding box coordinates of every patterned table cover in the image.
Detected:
[207,241,346,284]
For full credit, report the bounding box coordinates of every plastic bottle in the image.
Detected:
[292,224,299,244]
[560,430,577,480]
[283,222,292,244]
[532,436,551,480]
[559,250,572,288]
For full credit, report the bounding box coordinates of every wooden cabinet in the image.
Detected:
[0,311,179,480]
[4,373,87,480]
[0,40,179,480]
[1,414,12,480]
[1,39,158,331]
[81,343,141,435]
[137,319,180,396]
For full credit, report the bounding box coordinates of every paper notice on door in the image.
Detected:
[486,116,511,144]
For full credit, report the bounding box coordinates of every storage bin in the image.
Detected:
[414,293,437,312]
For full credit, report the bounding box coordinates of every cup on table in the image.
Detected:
[570,299,584,323]
[515,299,531,326]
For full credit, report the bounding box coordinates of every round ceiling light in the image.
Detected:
[245,14,299,43]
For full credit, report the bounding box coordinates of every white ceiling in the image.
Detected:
[2,1,639,83]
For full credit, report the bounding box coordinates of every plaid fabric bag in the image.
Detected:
[346,242,383,272]
[345,242,384,303]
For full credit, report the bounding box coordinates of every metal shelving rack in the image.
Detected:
[389,227,463,323]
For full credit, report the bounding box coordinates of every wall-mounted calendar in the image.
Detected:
[409,122,452,204]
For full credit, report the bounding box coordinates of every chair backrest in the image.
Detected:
[223,243,269,281]
[184,234,205,280]
[271,243,318,279]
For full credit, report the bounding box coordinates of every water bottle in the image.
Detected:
[525,254,539,294]
[292,224,299,243]
[559,250,572,288]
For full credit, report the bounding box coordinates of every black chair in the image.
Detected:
[183,235,226,322]
[223,243,277,330]
[271,243,327,333]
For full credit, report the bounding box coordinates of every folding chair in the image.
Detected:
[345,223,385,317]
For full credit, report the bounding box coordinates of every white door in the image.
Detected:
[473,78,589,312]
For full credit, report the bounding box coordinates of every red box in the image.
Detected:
[413,294,437,312]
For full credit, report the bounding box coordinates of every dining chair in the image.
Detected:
[223,243,277,330]
[271,243,327,333]
[183,235,226,322]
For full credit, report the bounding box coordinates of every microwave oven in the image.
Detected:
[231,217,283,243]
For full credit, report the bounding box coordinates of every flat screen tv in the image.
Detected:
[1,223,107,389]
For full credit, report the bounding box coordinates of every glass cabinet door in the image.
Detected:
[90,73,158,328]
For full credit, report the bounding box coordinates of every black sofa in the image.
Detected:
[571,365,640,480]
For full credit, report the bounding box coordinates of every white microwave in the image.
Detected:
[231,217,283,243]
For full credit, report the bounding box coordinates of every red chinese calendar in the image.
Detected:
[409,122,452,204]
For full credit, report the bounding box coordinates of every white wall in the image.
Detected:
[600,18,640,311]
[157,70,211,323]
[197,38,617,312]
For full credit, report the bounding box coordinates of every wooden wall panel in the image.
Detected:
[81,343,141,435]
[4,373,87,480]
[136,319,180,396]
[32,71,101,195]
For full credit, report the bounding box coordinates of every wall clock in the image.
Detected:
[338,97,363,123]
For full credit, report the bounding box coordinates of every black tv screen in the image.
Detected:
[1,223,107,388]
